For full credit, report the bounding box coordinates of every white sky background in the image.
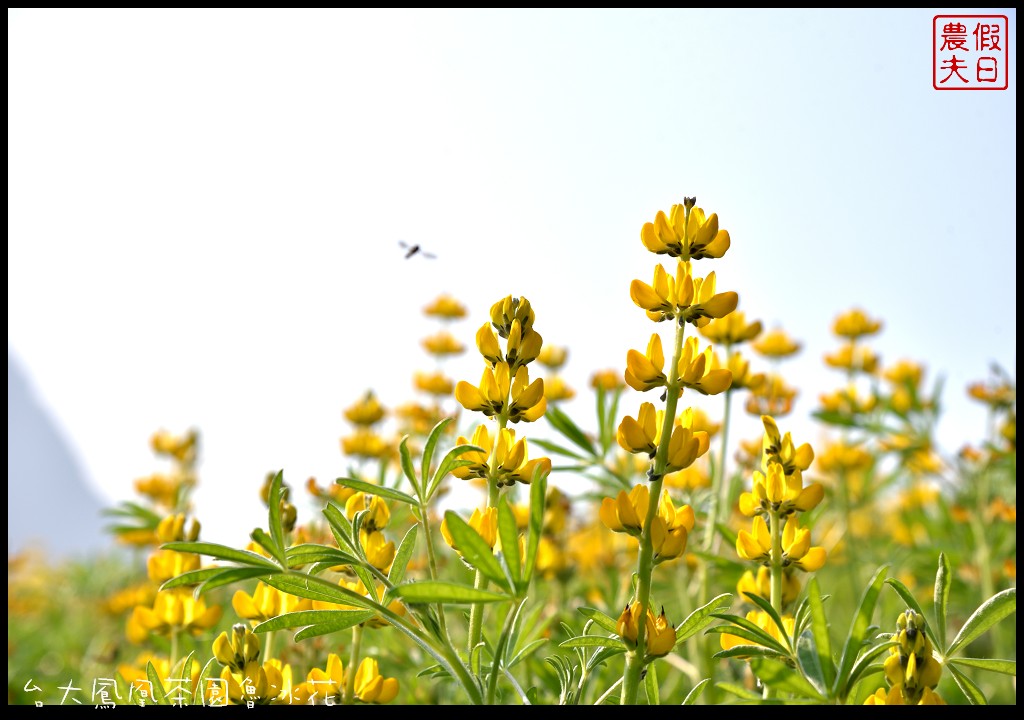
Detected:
[8,9,1017,548]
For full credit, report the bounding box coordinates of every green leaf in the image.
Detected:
[545,404,596,456]
[934,552,951,650]
[497,499,522,589]
[443,510,510,590]
[846,640,897,691]
[716,682,762,701]
[833,565,888,699]
[250,528,287,568]
[807,577,836,690]
[392,581,507,604]
[254,609,372,633]
[195,657,219,707]
[946,587,1016,658]
[742,591,793,651]
[285,545,360,569]
[322,502,356,553]
[706,614,789,655]
[352,565,380,603]
[795,631,827,696]
[713,645,790,661]
[145,661,169,705]
[292,611,377,641]
[676,593,732,645]
[751,657,825,700]
[267,470,286,563]
[387,524,418,590]
[508,638,548,668]
[585,645,626,672]
[335,477,417,506]
[682,678,710,705]
[578,607,619,635]
[522,472,548,584]
[644,660,659,705]
[398,435,420,497]
[198,567,277,595]
[559,636,627,650]
[263,574,378,612]
[529,438,586,460]
[421,418,452,496]
[947,663,988,705]
[161,541,281,570]
[428,444,485,500]
[948,657,1016,676]
[159,567,227,591]
[883,577,930,641]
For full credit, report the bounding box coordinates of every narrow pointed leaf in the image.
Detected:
[398,436,420,496]
[443,510,509,590]
[293,611,377,641]
[254,609,374,633]
[392,581,507,604]
[644,660,659,705]
[743,591,793,651]
[161,542,279,570]
[267,470,286,562]
[846,640,898,690]
[834,565,888,698]
[808,577,836,689]
[682,678,710,705]
[428,444,485,500]
[159,567,226,591]
[935,551,951,650]
[387,524,419,590]
[706,613,789,655]
[251,528,286,568]
[948,657,1016,676]
[263,573,378,612]
[578,607,619,635]
[545,404,596,455]
[522,472,547,584]
[796,631,827,696]
[198,567,277,595]
[946,587,1016,658]
[335,477,417,506]
[947,663,988,705]
[716,682,762,701]
[146,661,169,705]
[421,418,452,496]
[676,593,733,645]
[560,636,627,650]
[751,657,825,700]
[497,499,522,588]
[530,438,586,460]
[713,645,790,661]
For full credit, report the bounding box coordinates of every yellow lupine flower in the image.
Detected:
[340,429,390,459]
[736,567,800,606]
[353,658,400,704]
[883,359,924,389]
[736,515,826,572]
[423,293,467,320]
[213,623,262,673]
[505,318,543,372]
[292,653,345,705]
[450,425,492,481]
[591,369,625,392]
[640,202,731,261]
[156,514,201,543]
[699,310,763,346]
[232,582,313,626]
[719,610,795,653]
[651,493,695,563]
[738,461,823,517]
[712,351,764,392]
[537,344,569,370]
[360,529,396,571]
[344,391,386,426]
[625,333,667,392]
[456,362,511,417]
[832,308,882,340]
[507,365,547,422]
[967,378,1016,409]
[745,373,798,418]
[128,588,222,641]
[310,578,406,629]
[147,548,201,584]
[617,402,660,456]
[761,415,814,477]
[752,328,802,359]
[645,607,677,657]
[151,428,198,464]
[413,370,454,396]
[599,484,650,536]
[543,374,575,402]
[665,411,712,473]
[864,685,946,705]
[664,464,711,491]
[441,507,499,552]
[475,322,504,366]
[133,473,182,509]
[816,440,873,474]
[345,492,391,531]
[421,330,465,356]
[492,428,551,486]
[629,261,737,326]
[677,337,733,395]
[489,295,536,337]
[824,342,880,375]
[221,660,284,705]
[818,384,877,417]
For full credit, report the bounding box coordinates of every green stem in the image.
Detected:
[620,316,687,705]
[764,509,783,700]
[169,628,179,671]
[468,443,504,658]
[419,500,450,640]
[704,353,734,553]
[264,630,275,664]
[343,624,364,704]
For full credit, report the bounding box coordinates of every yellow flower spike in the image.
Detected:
[591,369,626,392]
[682,269,738,327]
[360,529,396,571]
[455,362,510,417]
[413,370,454,396]
[645,607,677,658]
[451,425,493,481]
[677,337,733,395]
[537,344,569,370]
[344,391,386,426]
[617,402,659,456]
[818,384,877,417]
[353,658,399,704]
[600,485,650,536]
[294,653,345,705]
[832,308,883,340]
[423,293,467,319]
[824,342,880,375]
[340,429,390,460]
[156,514,200,543]
[147,548,201,584]
[131,588,222,639]
[490,295,535,339]
[736,515,771,563]
[761,415,814,476]
[752,328,802,359]
[543,375,576,402]
[508,365,546,422]
[492,428,550,486]
[213,623,262,673]
[625,333,667,392]
[746,373,798,418]
[232,582,313,626]
[505,319,543,372]
[665,414,711,472]
[699,310,763,347]
[739,461,823,517]
[222,660,284,706]
[344,493,390,532]
[616,603,643,645]
[475,323,504,366]
[712,351,764,392]
[421,330,465,357]
[640,203,731,261]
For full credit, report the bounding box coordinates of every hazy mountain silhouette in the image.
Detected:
[8,349,110,556]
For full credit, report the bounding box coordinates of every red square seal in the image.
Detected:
[934,15,1009,90]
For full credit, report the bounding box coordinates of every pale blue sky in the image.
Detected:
[8,9,1016,548]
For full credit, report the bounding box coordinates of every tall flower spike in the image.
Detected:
[761,415,814,477]
[640,203,731,261]
[738,461,823,517]
[832,308,883,339]
[490,295,535,339]
[625,333,667,392]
